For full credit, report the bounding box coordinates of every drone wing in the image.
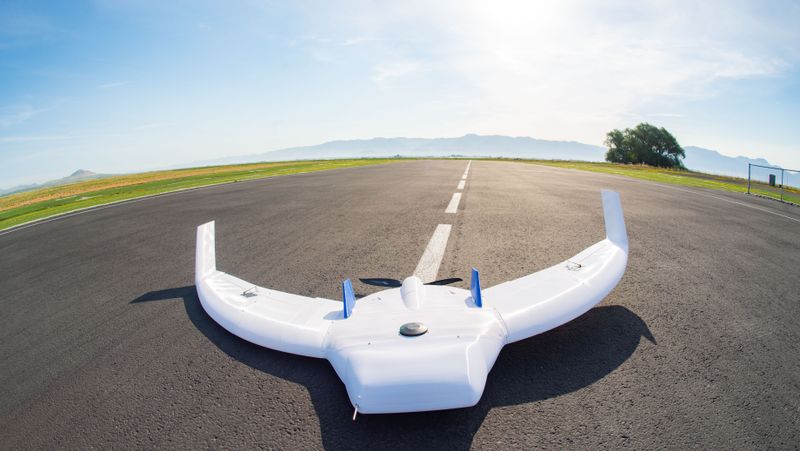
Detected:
[195,221,341,358]
[485,190,628,344]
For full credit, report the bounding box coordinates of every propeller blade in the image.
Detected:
[359,278,402,288]
[359,277,463,288]
[426,277,463,286]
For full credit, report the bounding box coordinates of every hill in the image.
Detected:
[682,146,777,179]
[0,170,110,197]
[212,134,606,165]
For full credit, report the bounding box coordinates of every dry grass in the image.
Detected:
[0,161,309,213]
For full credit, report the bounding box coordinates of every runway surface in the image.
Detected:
[1,160,798,449]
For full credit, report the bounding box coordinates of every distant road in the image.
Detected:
[1,160,798,449]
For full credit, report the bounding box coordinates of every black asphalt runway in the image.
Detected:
[1,160,798,449]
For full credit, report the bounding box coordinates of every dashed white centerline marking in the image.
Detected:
[413,224,452,283]
[457,180,466,190]
[445,192,462,213]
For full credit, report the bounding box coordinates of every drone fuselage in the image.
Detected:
[324,276,506,413]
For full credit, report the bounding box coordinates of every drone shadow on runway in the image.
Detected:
[133,287,655,450]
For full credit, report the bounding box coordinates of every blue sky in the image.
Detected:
[1,0,799,188]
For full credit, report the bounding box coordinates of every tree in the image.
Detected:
[604,123,685,169]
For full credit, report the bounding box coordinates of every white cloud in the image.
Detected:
[372,60,421,84]
[98,81,127,89]
[647,113,686,119]
[0,105,40,128]
[341,36,377,46]
[0,135,73,143]
[133,122,169,130]
[302,0,799,143]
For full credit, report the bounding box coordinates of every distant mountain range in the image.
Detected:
[202,134,605,166]
[0,169,110,197]
[264,134,605,162]
[681,146,775,178]
[201,134,777,179]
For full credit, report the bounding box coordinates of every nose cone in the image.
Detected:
[339,335,502,413]
[400,276,425,310]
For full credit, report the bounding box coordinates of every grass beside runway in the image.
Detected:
[0,159,400,232]
[520,159,800,205]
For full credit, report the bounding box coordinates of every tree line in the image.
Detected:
[605,123,685,169]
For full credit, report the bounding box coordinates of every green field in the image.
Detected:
[0,159,400,231]
[2,157,797,233]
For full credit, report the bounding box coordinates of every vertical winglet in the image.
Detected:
[342,278,356,318]
[470,268,483,308]
[196,221,217,282]
[601,190,628,251]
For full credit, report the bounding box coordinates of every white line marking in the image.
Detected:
[413,224,452,283]
[0,183,247,237]
[445,192,462,213]
[0,163,393,237]
[658,184,800,224]
[461,173,467,180]
[528,163,800,225]
[457,180,466,190]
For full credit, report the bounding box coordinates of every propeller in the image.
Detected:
[359,277,463,288]
[426,277,463,286]
[358,278,401,288]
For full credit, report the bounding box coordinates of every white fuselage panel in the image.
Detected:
[324,282,506,413]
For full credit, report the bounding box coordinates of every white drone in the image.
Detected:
[195,190,628,415]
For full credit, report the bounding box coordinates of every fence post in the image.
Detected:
[780,168,784,202]
[747,163,751,194]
